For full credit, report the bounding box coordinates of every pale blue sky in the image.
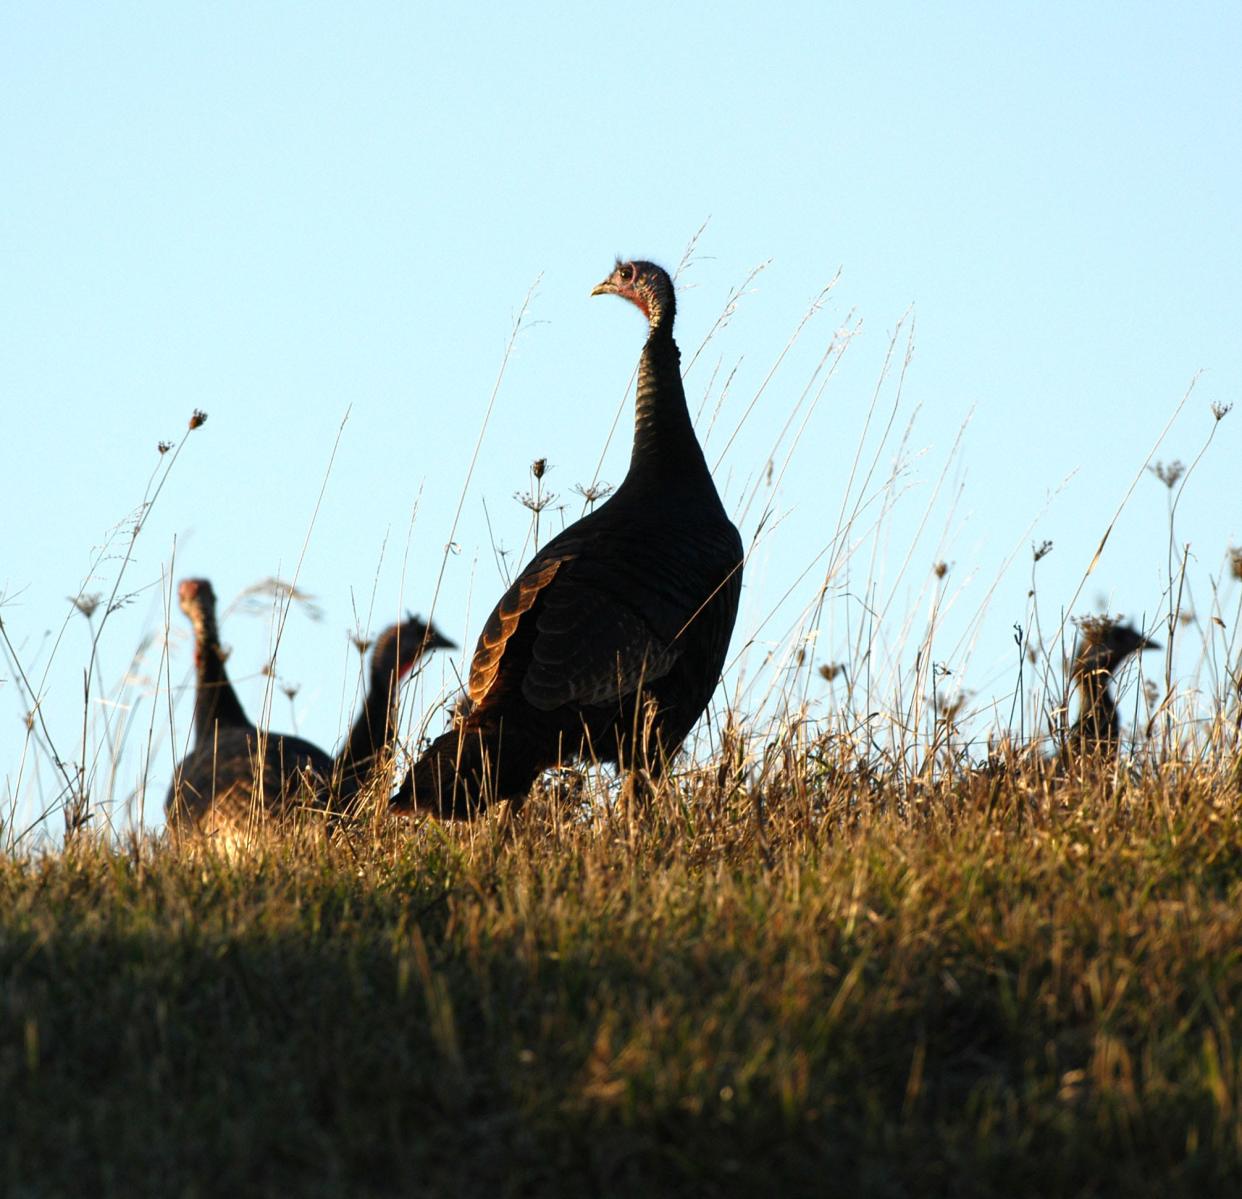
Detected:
[3,3,1240,836]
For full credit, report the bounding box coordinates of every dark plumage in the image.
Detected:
[166,582,453,839]
[1065,617,1158,759]
[333,615,455,804]
[165,578,335,838]
[394,259,744,818]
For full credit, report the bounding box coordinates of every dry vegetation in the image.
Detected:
[3,257,1240,1194]
[2,740,1241,1196]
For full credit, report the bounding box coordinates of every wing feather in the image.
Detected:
[464,515,742,717]
[467,558,565,706]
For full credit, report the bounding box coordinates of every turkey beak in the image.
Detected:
[1138,636,1160,652]
[408,613,456,652]
[590,277,617,297]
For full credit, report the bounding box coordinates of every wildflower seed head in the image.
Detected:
[1032,539,1053,562]
[239,578,324,622]
[573,481,614,506]
[69,593,102,619]
[1211,401,1232,422]
[188,409,208,430]
[531,457,548,480]
[937,693,966,722]
[1149,459,1184,489]
[515,489,559,514]
[933,561,948,579]
[1076,614,1118,642]
[157,440,173,455]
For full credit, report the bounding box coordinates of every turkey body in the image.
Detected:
[168,729,335,837]
[166,583,453,838]
[395,259,743,818]
[165,579,334,839]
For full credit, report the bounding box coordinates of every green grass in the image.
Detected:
[3,751,1241,1198]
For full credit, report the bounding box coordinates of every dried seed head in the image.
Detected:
[1076,614,1117,642]
[239,578,324,622]
[933,561,948,579]
[188,409,208,430]
[1229,547,1242,581]
[350,632,373,655]
[157,440,173,455]
[937,693,966,722]
[281,682,299,701]
[818,662,843,682]
[1032,539,1053,562]
[515,489,559,514]
[1211,401,1232,422]
[573,481,614,507]
[531,457,548,480]
[1149,460,1184,489]
[69,593,102,619]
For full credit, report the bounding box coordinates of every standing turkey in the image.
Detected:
[1065,617,1158,760]
[394,259,744,818]
[166,580,452,838]
[165,578,335,839]
[333,615,455,804]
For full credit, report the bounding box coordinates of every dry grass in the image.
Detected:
[3,256,1239,1195]
[2,740,1241,1197]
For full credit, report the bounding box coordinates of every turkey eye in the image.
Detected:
[619,265,634,283]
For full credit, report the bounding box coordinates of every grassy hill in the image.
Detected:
[3,747,1240,1197]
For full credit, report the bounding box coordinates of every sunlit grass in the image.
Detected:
[2,744,1240,1196]
[2,248,1240,1194]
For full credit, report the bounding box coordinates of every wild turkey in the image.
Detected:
[1065,617,1158,760]
[394,259,744,818]
[165,578,335,838]
[333,615,455,804]
[166,581,453,837]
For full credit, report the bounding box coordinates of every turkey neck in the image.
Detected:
[190,609,249,740]
[626,320,713,489]
[1075,667,1119,742]
[338,657,400,769]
